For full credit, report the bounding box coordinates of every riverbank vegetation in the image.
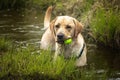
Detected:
[0,37,108,80]
[90,0,120,49]
[0,0,59,10]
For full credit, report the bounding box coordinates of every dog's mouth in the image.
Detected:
[56,36,72,44]
[56,40,64,44]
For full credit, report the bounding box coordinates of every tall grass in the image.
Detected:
[90,5,120,48]
[0,37,12,52]
[0,38,108,80]
[0,47,75,79]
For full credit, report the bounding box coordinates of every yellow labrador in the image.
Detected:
[40,6,87,66]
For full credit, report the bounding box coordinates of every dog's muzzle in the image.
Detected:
[56,33,65,44]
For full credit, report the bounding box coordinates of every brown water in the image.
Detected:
[0,10,120,79]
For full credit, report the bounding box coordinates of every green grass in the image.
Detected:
[0,38,108,80]
[90,6,120,48]
[0,46,75,80]
[0,37,12,52]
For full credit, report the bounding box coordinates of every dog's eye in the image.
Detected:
[66,25,72,29]
[55,25,60,28]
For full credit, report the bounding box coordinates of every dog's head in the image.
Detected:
[50,16,83,44]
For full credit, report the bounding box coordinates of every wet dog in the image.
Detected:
[40,6,87,66]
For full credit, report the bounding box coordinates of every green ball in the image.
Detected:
[64,38,72,44]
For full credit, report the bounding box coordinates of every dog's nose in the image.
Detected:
[57,33,64,39]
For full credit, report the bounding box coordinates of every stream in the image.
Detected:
[0,9,120,79]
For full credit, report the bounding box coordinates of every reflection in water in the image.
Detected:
[0,10,120,79]
[88,45,120,79]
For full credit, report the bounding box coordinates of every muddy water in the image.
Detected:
[0,10,120,79]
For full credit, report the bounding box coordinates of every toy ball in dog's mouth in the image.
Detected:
[64,38,72,44]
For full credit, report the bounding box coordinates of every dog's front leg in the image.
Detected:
[54,43,63,61]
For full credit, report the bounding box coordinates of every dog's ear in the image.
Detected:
[73,19,84,38]
[50,17,57,36]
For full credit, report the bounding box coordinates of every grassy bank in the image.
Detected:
[90,1,120,49]
[0,38,108,80]
[0,0,58,10]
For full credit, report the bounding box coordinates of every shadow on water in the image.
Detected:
[88,45,120,78]
[0,10,120,79]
